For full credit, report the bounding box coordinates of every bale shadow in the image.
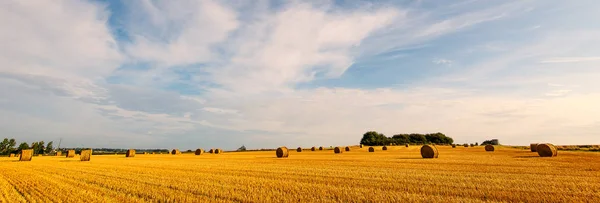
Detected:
[396,157,425,160]
[59,160,81,162]
[514,156,540,159]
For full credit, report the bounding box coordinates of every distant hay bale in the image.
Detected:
[368,147,375,152]
[530,143,538,152]
[20,149,33,161]
[126,149,136,158]
[66,150,75,158]
[9,153,15,158]
[382,146,388,150]
[405,144,409,148]
[56,151,62,156]
[311,147,316,151]
[485,145,495,152]
[345,146,350,151]
[209,149,214,153]
[80,149,92,161]
[276,147,289,158]
[463,144,468,148]
[537,143,558,157]
[171,149,181,155]
[143,152,148,155]
[470,144,474,147]
[319,146,324,150]
[452,144,456,148]
[214,149,223,154]
[151,152,155,155]
[360,144,363,148]
[421,145,439,159]
[334,147,343,154]
[297,147,302,152]
[195,149,204,155]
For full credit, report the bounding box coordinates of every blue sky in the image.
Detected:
[1,0,600,150]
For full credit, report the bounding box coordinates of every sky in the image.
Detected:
[1,0,599,150]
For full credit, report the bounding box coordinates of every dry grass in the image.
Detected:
[19,149,33,161]
[80,149,92,161]
[126,149,136,158]
[1,146,599,202]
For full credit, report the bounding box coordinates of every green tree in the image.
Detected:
[360,131,388,146]
[17,142,29,153]
[45,141,54,154]
[0,138,8,155]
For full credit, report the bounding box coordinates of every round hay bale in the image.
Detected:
[485,145,495,152]
[276,147,289,158]
[194,149,204,155]
[360,144,363,148]
[537,143,558,157]
[382,146,388,150]
[334,147,343,154]
[171,149,181,155]
[463,144,468,148]
[126,149,136,158]
[296,147,302,152]
[405,144,409,148]
[368,147,375,152]
[19,149,33,161]
[80,149,92,161]
[421,145,439,159]
[9,153,15,158]
[55,151,62,156]
[530,143,538,152]
[214,149,223,154]
[209,149,214,153]
[345,146,350,151]
[319,146,324,150]
[470,144,474,147]
[311,147,316,151]
[66,150,75,158]
[451,144,456,148]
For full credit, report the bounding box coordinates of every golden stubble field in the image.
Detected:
[1,146,599,203]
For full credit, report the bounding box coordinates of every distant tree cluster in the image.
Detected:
[0,138,54,155]
[481,139,499,145]
[360,131,454,146]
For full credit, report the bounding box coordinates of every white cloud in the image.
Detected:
[433,58,453,65]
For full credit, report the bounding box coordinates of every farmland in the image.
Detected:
[1,146,600,202]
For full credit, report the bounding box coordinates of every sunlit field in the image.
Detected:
[2,146,599,202]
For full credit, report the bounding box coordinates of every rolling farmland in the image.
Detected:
[1,146,599,202]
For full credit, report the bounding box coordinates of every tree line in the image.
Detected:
[0,138,54,155]
[360,131,454,146]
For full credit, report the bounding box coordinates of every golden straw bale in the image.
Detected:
[80,149,92,161]
[171,149,181,155]
[9,153,15,158]
[421,145,439,159]
[66,150,75,158]
[334,147,343,154]
[311,147,316,151]
[276,147,289,158]
[485,145,495,152]
[20,149,33,161]
[530,143,538,152]
[537,143,558,157]
[382,146,388,150]
[195,149,204,155]
[345,146,350,151]
[126,149,136,158]
[214,149,223,154]
[296,147,302,152]
[319,146,324,150]
[368,147,375,152]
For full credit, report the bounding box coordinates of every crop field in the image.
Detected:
[1,146,600,202]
